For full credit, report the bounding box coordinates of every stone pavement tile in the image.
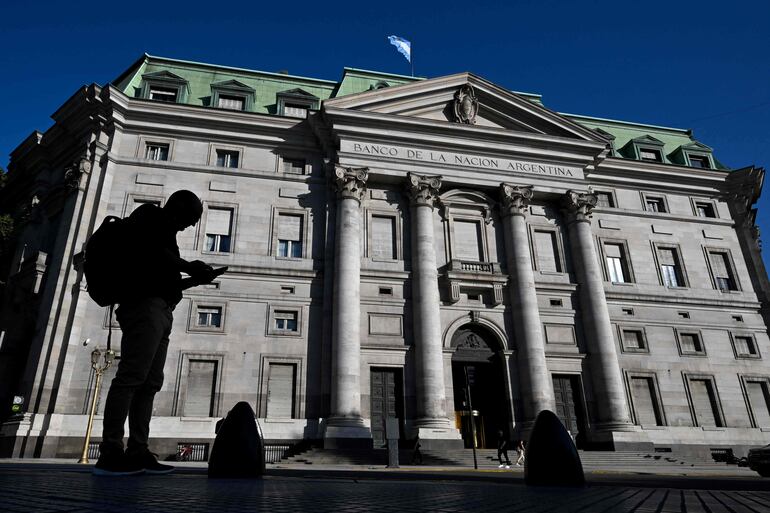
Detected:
[730,492,770,513]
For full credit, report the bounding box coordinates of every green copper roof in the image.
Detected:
[111,54,727,170]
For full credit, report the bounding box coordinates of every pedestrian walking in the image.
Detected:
[497,430,511,468]
[515,439,526,466]
[93,190,223,476]
[411,436,423,465]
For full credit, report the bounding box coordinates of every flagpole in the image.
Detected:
[411,45,414,77]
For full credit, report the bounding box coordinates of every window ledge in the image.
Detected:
[701,426,726,431]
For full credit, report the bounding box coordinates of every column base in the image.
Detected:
[588,422,650,451]
[411,417,463,450]
[322,416,372,449]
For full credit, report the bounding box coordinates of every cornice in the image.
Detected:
[604,290,761,310]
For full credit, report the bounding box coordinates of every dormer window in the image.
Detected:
[687,154,711,169]
[217,95,244,110]
[141,71,189,104]
[639,148,662,162]
[669,142,715,169]
[149,86,179,103]
[211,80,255,112]
[277,88,319,119]
[620,135,666,164]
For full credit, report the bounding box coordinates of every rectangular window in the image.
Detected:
[217,94,244,110]
[645,197,666,213]
[266,363,296,418]
[595,192,614,208]
[284,103,308,118]
[370,215,397,260]
[183,360,218,417]
[745,381,770,428]
[708,251,738,291]
[149,86,178,103]
[689,155,711,169]
[274,311,298,332]
[604,242,630,283]
[630,376,664,426]
[453,220,484,261]
[145,143,169,161]
[282,158,305,174]
[639,148,662,162]
[688,378,722,427]
[679,332,705,355]
[622,329,646,351]
[196,307,222,328]
[658,247,684,288]
[277,213,303,258]
[205,208,233,253]
[534,230,562,272]
[734,335,759,358]
[215,149,239,168]
[695,202,716,218]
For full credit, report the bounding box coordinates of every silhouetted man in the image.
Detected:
[94,190,221,476]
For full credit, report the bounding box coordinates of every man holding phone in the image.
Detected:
[95,190,227,476]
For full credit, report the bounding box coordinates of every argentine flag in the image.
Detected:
[388,35,411,63]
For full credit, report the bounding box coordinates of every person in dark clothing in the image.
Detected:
[497,430,512,469]
[94,190,222,476]
[411,436,423,465]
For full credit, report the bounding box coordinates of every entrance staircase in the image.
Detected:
[278,446,729,470]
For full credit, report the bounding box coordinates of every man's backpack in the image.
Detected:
[83,216,133,307]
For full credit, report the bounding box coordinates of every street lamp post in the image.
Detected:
[78,347,115,464]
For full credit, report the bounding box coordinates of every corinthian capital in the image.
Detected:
[334,166,368,202]
[500,184,533,217]
[406,172,442,207]
[563,189,598,222]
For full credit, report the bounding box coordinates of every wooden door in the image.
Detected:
[266,363,295,419]
[370,368,402,446]
[552,375,580,435]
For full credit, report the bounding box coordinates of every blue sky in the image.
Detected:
[2,0,769,251]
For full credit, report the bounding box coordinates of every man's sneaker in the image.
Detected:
[498,464,504,468]
[93,452,144,476]
[505,465,511,469]
[128,450,175,475]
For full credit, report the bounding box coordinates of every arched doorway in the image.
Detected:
[450,324,509,449]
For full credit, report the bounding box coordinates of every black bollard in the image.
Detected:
[525,410,585,487]
[208,401,265,478]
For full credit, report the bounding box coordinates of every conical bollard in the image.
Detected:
[525,410,585,487]
[208,402,265,478]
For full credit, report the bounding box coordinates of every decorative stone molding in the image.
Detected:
[407,172,442,207]
[453,84,479,125]
[563,189,598,222]
[333,166,368,202]
[500,184,534,217]
[64,158,91,192]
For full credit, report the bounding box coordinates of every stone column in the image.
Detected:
[563,190,632,430]
[325,166,371,444]
[407,173,456,438]
[500,184,555,425]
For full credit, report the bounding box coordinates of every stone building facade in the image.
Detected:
[1,54,769,458]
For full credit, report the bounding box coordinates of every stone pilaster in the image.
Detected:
[325,166,371,445]
[563,190,632,431]
[500,184,554,426]
[407,173,459,443]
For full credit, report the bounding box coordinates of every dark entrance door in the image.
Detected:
[370,368,403,447]
[552,374,587,447]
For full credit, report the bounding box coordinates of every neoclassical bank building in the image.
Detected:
[1,54,769,459]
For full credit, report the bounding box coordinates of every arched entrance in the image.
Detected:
[450,324,509,449]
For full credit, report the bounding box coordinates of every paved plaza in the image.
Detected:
[1,462,770,512]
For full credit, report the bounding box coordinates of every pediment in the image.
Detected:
[630,134,665,146]
[278,88,319,100]
[679,141,713,152]
[324,73,604,141]
[211,79,255,92]
[142,70,188,84]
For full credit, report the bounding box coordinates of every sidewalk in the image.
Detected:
[0,459,769,512]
